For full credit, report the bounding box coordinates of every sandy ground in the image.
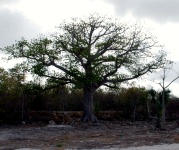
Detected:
[14,144,179,150]
[92,144,179,150]
[119,144,179,150]
[1,121,179,149]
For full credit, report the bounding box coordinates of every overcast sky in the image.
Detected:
[0,0,179,96]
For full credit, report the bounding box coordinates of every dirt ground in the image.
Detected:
[0,120,179,150]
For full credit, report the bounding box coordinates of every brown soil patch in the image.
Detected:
[0,120,179,149]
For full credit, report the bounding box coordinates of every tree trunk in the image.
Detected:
[81,88,97,123]
[161,87,165,130]
[156,113,161,129]
[147,98,151,117]
[132,104,137,122]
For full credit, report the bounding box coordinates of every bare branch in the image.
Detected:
[165,76,179,89]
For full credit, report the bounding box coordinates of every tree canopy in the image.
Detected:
[3,14,167,122]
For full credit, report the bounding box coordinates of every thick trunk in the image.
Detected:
[81,88,97,123]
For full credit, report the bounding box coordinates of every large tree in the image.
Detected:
[3,14,166,122]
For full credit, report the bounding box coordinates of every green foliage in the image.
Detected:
[148,88,172,128]
[0,66,26,123]
[23,82,42,95]
[159,89,171,104]
[32,64,47,76]
[56,143,63,147]
[167,97,179,118]
[2,14,166,92]
[1,14,168,122]
[0,67,179,123]
[148,88,171,113]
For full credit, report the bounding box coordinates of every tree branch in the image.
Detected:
[50,61,78,79]
[165,76,179,89]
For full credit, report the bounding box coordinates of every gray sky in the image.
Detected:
[0,7,40,48]
[104,0,179,95]
[0,0,178,96]
[104,0,179,23]
[0,0,21,4]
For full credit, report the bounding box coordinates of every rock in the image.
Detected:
[49,120,56,125]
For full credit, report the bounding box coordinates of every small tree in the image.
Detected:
[3,14,166,122]
[156,67,179,129]
[148,88,171,129]
[148,89,160,125]
[0,66,26,122]
[122,87,148,121]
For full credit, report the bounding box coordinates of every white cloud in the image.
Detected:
[142,20,179,61]
[14,0,115,33]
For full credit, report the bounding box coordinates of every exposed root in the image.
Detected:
[81,113,98,123]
